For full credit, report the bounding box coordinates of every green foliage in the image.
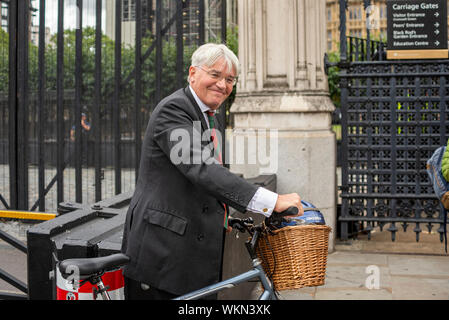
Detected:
[326,51,340,109]
[225,25,238,58]
[0,24,241,131]
[0,28,9,92]
[443,139,449,182]
[225,25,238,105]
[0,27,198,111]
[221,25,238,125]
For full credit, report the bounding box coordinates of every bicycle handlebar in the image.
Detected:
[228,217,253,232]
[228,206,299,234]
[265,206,299,226]
[272,206,299,218]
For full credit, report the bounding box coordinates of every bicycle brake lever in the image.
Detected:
[266,206,298,227]
[235,224,246,233]
[228,217,247,233]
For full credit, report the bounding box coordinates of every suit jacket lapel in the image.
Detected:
[183,87,226,155]
[184,86,209,134]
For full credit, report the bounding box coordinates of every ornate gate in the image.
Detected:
[331,0,449,241]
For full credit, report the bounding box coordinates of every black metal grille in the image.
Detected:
[334,0,449,242]
[339,60,449,241]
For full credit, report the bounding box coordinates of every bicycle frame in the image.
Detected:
[174,258,276,300]
[174,222,278,301]
[83,256,275,301]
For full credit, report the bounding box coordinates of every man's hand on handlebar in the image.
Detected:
[227,193,303,234]
[273,193,303,217]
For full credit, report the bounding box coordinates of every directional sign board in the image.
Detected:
[387,0,448,59]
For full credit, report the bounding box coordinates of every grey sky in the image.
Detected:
[33,0,106,35]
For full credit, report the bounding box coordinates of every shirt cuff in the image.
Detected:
[246,187,278,217]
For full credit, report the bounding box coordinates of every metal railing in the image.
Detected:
[0,0,228,214]
[347,36,386,62]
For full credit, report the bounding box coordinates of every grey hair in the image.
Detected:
[190,43,239,76]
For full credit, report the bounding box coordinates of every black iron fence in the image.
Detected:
[347,36,386,62]
[339,59,449,241]
[332,0,449,241]
[0,0,228,212]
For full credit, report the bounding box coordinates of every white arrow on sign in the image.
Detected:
[434,22,440,28]
[435,29,440,35]
[435,40,440,46]
[434,12,439,17]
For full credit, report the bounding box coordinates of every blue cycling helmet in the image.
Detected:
[280,200,325,227]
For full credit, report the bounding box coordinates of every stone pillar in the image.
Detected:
[229,0,336,250]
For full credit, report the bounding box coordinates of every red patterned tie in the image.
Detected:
[206,111,228,229]
[206,111,223,164]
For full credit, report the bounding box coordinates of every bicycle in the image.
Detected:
[57,207,299,300]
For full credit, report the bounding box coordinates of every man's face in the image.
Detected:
[188,58,236,110]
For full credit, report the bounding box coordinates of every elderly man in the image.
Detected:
[121,43,302,299]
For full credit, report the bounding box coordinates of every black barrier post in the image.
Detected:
[27,191,133,300]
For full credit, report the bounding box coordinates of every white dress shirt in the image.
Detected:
[189,86,278,217]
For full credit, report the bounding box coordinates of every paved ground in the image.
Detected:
[272,251,449,300]
[0,220,29,297]
[0,239,28,296]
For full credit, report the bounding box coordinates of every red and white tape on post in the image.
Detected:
[56,267,125,300]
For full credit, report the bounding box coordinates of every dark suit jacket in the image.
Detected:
[121,87,258,295]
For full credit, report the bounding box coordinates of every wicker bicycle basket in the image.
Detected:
[255,224,331,291]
